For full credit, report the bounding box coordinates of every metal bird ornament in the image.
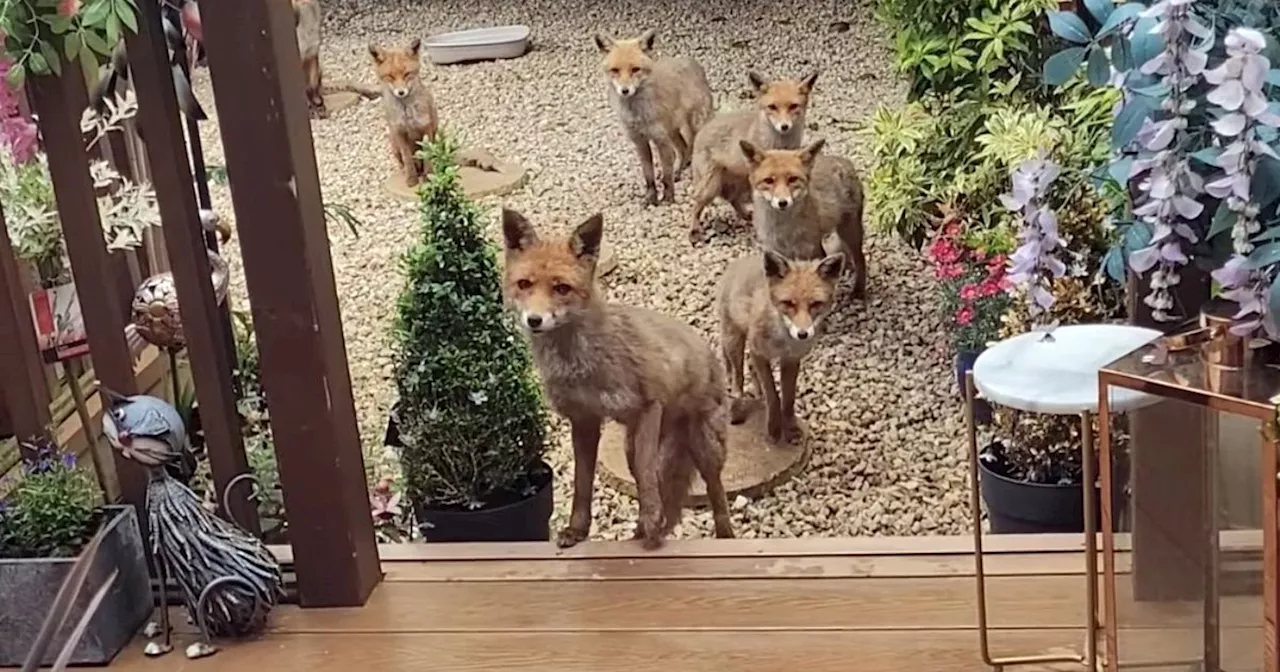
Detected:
[100,388,283,660]
[90,0,207,122]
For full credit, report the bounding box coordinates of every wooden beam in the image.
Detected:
[200,0,379,607]
[0,203,52,440]
[125,0,258,534]
[27,64,147,514]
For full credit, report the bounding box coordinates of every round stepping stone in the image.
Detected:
[321,91,360,116]
[597,398,810,507]
[384,146,528,201]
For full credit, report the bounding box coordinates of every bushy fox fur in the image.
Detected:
[594,30,714,206]
[741,138,868,299]
[718,250,844,443]
[501,208,734,549]
[369,39,438,187]
[687,72,819,242]
[291,0,326,118]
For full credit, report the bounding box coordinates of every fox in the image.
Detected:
[369,38,439,187]
[291,0,326,118]
[718,249,845,444]
[501,208,734,549]
[740,137,868,300]
[594,30,714,206]
[688,71,819,242]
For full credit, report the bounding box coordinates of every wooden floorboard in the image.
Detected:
[84,538,1268,672]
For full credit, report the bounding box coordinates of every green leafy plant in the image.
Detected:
[392,130,548,511]
[0,437,99,558]
[1,0,138,86]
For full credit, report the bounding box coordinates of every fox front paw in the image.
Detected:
[638,511,666,550]
[729,396,754,424]
[643,186,659,206]
[781,416,804,444]
[555,526,589,548]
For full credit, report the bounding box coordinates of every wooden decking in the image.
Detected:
[104,535,1263,672]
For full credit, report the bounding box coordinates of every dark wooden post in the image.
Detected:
[28,65,148,513]
[125,0,259,534]
[201,0,380,606]
[0,203,53,440]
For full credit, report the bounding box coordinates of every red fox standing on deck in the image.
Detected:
[741,138,868,300]
[688,72,819,242]
[369,38,439,187]
[718,250,844,444]
[500,208,735,549]
[291,0,327,119]
[594,30,714,206]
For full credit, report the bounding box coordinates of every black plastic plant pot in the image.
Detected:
[978,457,1124,534]
[413,461,555,543]
[954,350,992,426]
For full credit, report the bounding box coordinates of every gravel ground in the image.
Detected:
[188,0,972,539]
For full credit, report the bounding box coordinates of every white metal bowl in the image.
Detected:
[423,25,531,65]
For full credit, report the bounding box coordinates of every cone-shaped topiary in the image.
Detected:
[392,132,548,511]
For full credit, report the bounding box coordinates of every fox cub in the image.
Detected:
[741,137,867,299]
[501,208,734,549]
[595,30,714,206]
[291,0,326,118]
[689,72,819,241]
[369,38,439,187]
[719,250,845,444]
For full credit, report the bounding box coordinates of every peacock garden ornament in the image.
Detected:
[100,389,283,660]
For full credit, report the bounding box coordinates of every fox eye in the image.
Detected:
[553,283,573,295]
[789,104,799,112]
[516,279,533,290]
[787,176,800,185]
[609,67,620,75]
[767,104,778,112]
[810,301,826,312]
[780,300,796,310]
[630,67,641,75]
[762,177,775,186]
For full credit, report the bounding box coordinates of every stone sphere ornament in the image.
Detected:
[131,249,230,351]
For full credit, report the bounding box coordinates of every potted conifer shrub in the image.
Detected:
[390,132,552,543]
[0,437,151,665]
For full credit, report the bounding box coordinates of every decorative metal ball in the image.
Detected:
[131,250,230,351]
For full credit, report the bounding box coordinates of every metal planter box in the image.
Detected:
[0,505,152,666]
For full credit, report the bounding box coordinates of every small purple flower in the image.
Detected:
[62,453,77,468]
[1002,150,1065,321]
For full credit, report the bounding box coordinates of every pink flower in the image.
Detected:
[2,116,38,163]
[370,478,403,522]
[936,263,964,280]
[955,306,975,326]
[57,0,80,16]
[959,284,980,302]
[943,221,961,238]
[978,278,1001,297]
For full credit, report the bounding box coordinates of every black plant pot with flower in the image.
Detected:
[978,440,1126,534]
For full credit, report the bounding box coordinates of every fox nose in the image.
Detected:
[775,197,792,210]
[795,329,811,341]
[394,87,408,98]
[778,121,792,132]
[619,85,635,96]
[525,314,543,329]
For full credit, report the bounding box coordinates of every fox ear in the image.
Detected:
[368,44,385,63]
[638,29,657,52]
[593,33,614,53]
[799,70,820,94]
[817,253,846,282]
[739,139,765,166]
[571,213,604,260]
[799,138,826,167]
[763,250,791,280]
[501,208,539,252]
[747,71,769,93]
[408,38,422,56]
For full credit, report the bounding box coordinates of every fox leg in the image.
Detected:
[557,416,602,548]
[394,133,419,187]
[688,412,734,539]
[670,128,691,180]
[778,358,804,444]
[750,354,783,444]
[304,56,328,119]
[688,167,721,243]
[730,196,753,224]
[627,130,658,206]
[836,214,868,300]
[654,140,678,204]
[628,403,667,549]
[722,327,750,424]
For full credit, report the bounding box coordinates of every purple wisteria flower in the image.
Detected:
[1205,27,1280,339]
[1002,151,1065,319]
[1125,0,1211,322]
